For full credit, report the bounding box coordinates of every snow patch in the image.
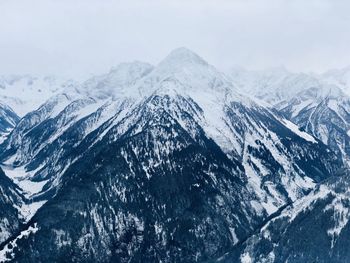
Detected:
[1,165,47,198]
[291,99,314,118]
[0,223,39,262]
[1,165,48,221]
[282,119,317,143]
[240,252,252,263]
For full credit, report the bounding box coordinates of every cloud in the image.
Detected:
[0,0,349,78]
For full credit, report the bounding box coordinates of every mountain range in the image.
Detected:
[0,48,349,262]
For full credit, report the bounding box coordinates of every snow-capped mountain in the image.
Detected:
[276,85,350,165]
[230,67,350,166]
[0,48,343,262]
[0,75,77,117]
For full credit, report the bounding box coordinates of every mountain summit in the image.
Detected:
[158,47,209,68]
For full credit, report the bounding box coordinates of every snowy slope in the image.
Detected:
[216,169,350,263]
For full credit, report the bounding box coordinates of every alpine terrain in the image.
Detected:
[0,48,348,263]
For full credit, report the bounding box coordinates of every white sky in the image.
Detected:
[1,0,350,79]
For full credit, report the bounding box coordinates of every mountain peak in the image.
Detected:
[136,47,235,98]
[158,47,208,68]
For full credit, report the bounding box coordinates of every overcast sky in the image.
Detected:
[1,0,350,79]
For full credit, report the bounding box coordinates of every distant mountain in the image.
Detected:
[0,75,77,116]
[322,66,350,94]
[230,67,350,166]
[0,48,343,262]
[228,67,314,104]
[276,84,350,165]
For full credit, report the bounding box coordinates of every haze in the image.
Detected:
[1,0,349,79]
